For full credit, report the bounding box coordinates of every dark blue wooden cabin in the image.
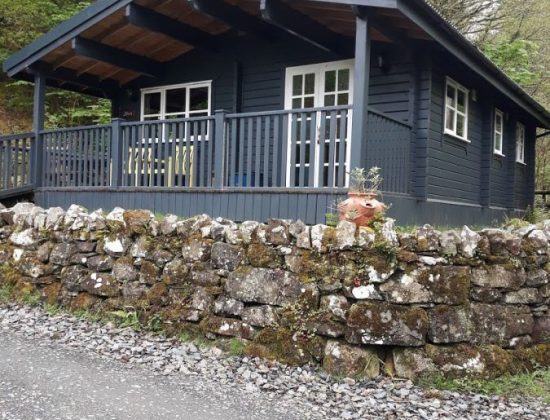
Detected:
[1,0,550,225]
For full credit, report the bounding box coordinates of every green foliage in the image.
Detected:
[418,370,550,404]
[229,338,245,357]
[0,283,15,304]
[0,0,110,132]
[177,332,193,342]
[325,213,339,227]
[43,303,61,316]
[483,39,543,86]
[146,314,164,332]
[19,290,42,306]
[109,310,142,331]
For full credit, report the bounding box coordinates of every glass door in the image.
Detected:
[284,60,353,187]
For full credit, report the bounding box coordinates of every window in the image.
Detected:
[141,81,211,121]
[444,78,469,141]
[516,123,526,164]
[493,109,504,155]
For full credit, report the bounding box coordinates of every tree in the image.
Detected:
[0,0,110,133]
[427,0,504,44]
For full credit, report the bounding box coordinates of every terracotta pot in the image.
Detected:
[338,192,385,227]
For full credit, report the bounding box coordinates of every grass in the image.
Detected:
[0,284,41,307]
[0,284,15,304]
[418,370,550,403]
[229,338,245,356]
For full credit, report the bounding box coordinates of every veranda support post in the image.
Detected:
[32,71,46,187]
[350,11,371,171]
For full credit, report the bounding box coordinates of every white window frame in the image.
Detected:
[444,77,470,142]
[284,59,354,188]
[493,108,504,156]
[516,122,526,164]
[140,80,212,121]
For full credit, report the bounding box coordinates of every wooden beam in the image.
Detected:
[350,14,371,171]
[33,61,120,93]
[188,0,276,40]
[125,4,217,51]
[260,0,353,55]
[71,37,163,78]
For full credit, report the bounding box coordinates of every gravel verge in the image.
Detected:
[0,304,547,419]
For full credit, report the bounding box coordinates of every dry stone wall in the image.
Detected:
[0,202,549,380]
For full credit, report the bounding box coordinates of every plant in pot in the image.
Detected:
[338,167,386,227]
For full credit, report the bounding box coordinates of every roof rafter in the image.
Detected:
[125,3,218,51]
[188,0,276,40]
[71,36,163,79]
[260,0,353,56]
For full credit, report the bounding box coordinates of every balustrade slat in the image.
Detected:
[263,116,271,187]
[238,118,245,187]
[246,118,253,187]
[308,112,317,188]
[327,111,337,188]
[272,115,280,187]
[185,122,191,188]
[338,110,348,187]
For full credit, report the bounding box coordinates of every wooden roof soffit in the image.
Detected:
[260,0,354,56]
[71,37,163,79]
[188,0,277,40]
[125,4,218,52]
[353,5,413,46]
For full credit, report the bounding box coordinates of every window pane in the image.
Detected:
[325,71,336,93]
[445,107,455,131]
[190,87,209,111]
[325,94,336,106]
[338,93,349,105]
[293,75,303,96]
[292,98,302,109]
[457,89,467,113]
[304,96,315,108]
[495,133,502,151]
[166,88,186,114]
[305,73,315,95]
[144,116,160,121]
[456,114,465,137]
[446,84,456,108]
[338,69,350,91]
[495,113,503,133]
[144,92,161,115]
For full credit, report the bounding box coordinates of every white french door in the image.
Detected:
[284,59,354,187]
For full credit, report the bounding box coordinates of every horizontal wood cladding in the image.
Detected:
[427,53,537,210]
[427,64,483,205]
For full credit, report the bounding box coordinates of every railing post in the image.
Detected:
[110,118,124,187]
[32,71,46,187]
[213,110,227,189]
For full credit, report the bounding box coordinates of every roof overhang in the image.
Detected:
[2,0,549,127]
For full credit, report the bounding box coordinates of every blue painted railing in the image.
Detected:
[0,106,412,197]
[0,132,35,199]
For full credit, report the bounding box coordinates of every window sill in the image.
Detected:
[444,131,471,144]
[493,152,505,158]
[516,161,527,166]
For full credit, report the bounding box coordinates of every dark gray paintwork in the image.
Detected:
[35,187,518,226]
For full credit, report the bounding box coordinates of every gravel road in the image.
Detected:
[0,305,548,420]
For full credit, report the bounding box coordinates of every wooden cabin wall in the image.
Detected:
[427,52,537,211]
